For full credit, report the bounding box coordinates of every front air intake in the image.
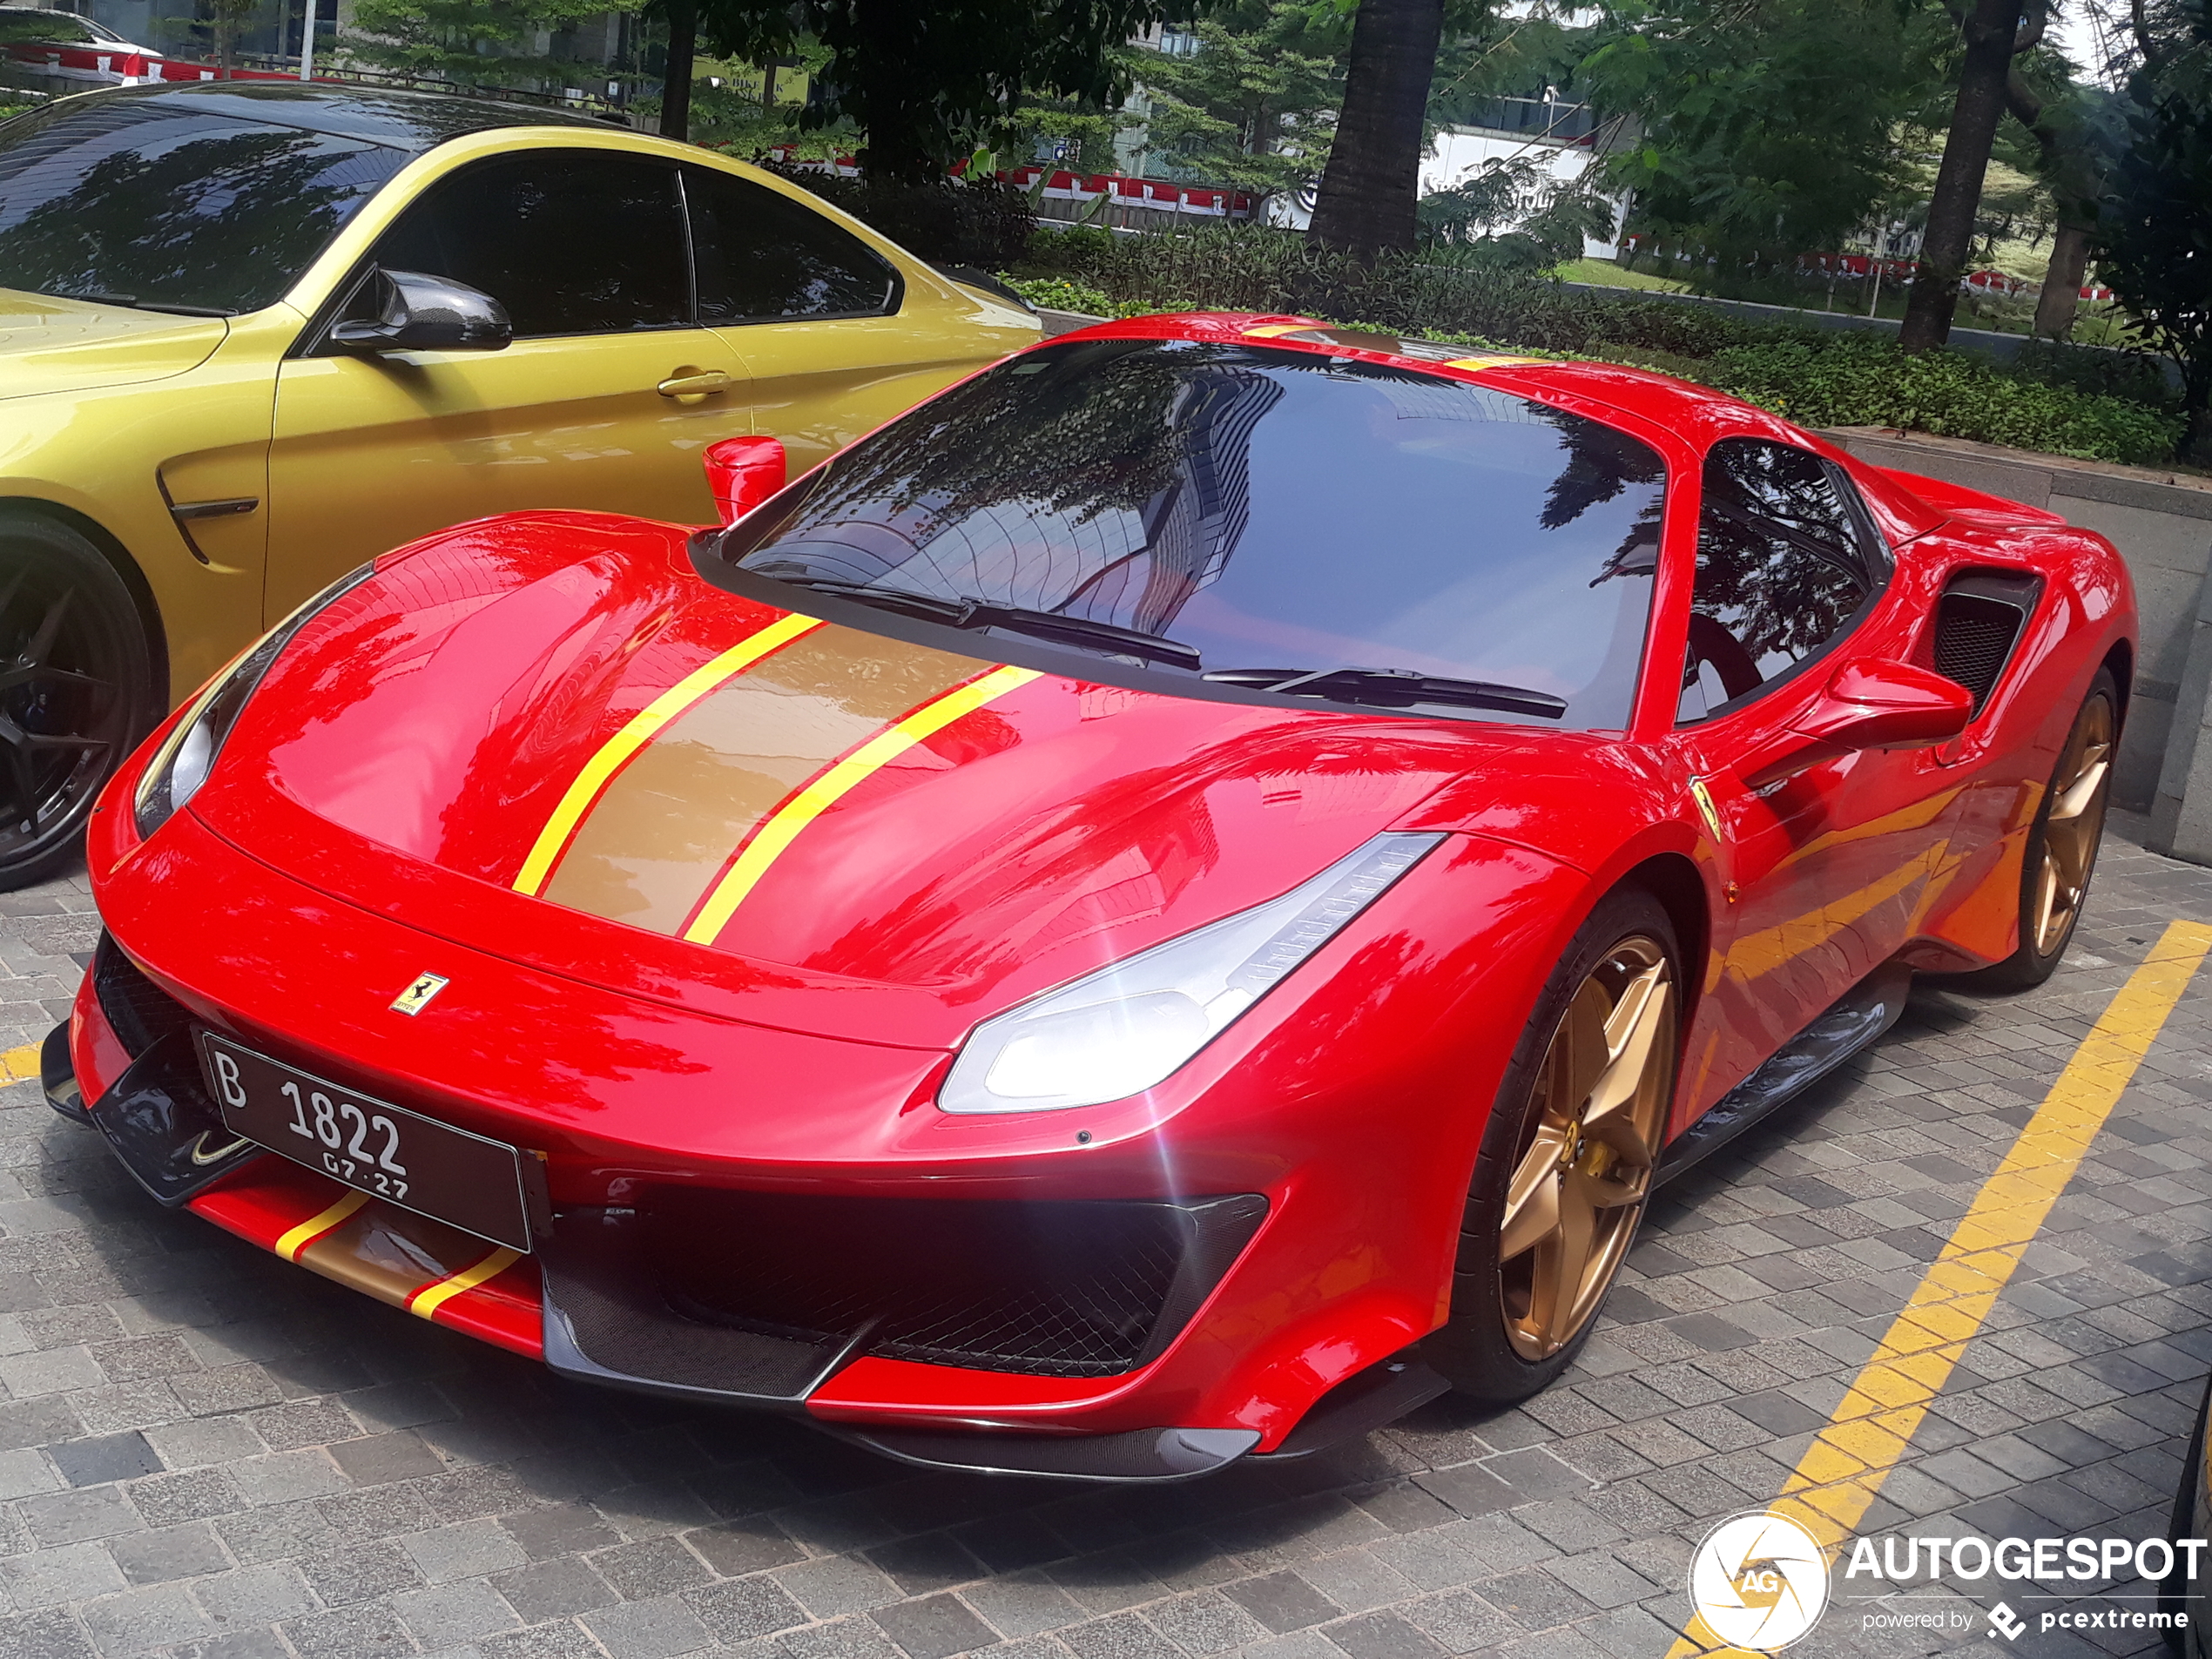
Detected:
[92,934,194,1059]
[1932,571,2041,714]
[541,1189,1270,1393]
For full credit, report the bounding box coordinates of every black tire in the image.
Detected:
[1426,887,1681,1403]
[2159,1372,2209,1654]
[1966,666,2119,992]
[0,515,157,891]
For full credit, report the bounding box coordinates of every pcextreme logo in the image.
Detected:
[1688,1510,1832,1650]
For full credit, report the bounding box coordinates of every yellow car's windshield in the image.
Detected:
[0,97,408,315]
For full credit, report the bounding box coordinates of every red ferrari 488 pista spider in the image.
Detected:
[51,314,2133,1480]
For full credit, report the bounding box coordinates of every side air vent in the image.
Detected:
[1932,570,2041,715]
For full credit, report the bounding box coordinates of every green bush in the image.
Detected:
[998,275,1126,317]
[2006,337,2182,410]
[1703,337,2186,466]
[1006,223,2184,466]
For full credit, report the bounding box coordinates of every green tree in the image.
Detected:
[2096,0,2212,456]
[1579,0,1940,283]
[1898,0,2038,349]
[824,0,1167,179]
[345,0,644,90]
[1308,0,1449,258]
[1415,154,1616,267]
[1127,3,1345,202]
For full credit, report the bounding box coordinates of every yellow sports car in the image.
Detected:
[0,82,1040,887]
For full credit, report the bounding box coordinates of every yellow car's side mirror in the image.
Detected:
[330,267,512,354]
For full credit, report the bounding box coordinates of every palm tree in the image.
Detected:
[1899,0,2033,350]
[1307,0,1445,260]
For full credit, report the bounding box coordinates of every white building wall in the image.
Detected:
[1262,125,1629,258]
[1420,126,1629,259]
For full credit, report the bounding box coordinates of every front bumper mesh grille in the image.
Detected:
[93,934,194,1059]
[544,1188,1269,1387]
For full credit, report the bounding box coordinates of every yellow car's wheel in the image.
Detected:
[0,514,155,891]
[1428,887,1680,1401]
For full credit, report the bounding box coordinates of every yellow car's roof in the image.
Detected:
[45,81,617,152]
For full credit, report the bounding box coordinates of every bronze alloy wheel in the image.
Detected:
[1497,935,1676,1361]
[2031,692,2114,958]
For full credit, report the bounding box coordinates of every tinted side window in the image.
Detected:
[1679,439,1879,722]
[684,166,898,324]
[367,151,688,338]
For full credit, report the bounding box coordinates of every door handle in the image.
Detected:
[657,368,737,399]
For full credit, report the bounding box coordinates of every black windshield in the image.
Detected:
[0,99,408,313]
[718,338,1668,729]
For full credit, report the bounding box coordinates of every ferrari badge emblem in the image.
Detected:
[1688,775,1725,842]
[390,973,448,1015]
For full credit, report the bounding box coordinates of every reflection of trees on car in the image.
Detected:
[0,119,401,313]
[1691,440,1875,678]
[732,337,1671,728]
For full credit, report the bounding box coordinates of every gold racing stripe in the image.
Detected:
[681,664,1041,947]
[408,1248,523,1319]
[513,611,825,897]
[541,626,991,935]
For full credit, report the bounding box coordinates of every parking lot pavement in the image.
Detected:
[2,818,2210,1659]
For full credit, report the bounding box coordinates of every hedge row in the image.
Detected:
[1704,339,2183,467]
[1008,224,2186,468]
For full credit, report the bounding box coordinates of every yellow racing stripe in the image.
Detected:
[408,1246,523,1318]
[681,664,1041,946]
[275,1190,370,1263]
[512,612,824,896]
[1665,918,2212,1656]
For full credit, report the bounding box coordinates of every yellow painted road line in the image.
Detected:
[1667,918,2212,1657]
[511,611,824,897]
[0,1042,40,1085]
[408,1246,522,1319]
[681,664,1042,946]
[274,1190,371,1263]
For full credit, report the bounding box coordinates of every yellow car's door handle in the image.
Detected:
[657,368,737,399]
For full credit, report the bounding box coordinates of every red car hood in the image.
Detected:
[201,516,1541,1046]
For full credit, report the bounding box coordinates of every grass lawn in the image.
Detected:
[1548,259,1689,292]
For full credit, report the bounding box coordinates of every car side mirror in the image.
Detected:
[1740,658,1973,791]
[329,268,512,354]
[703,436,786,524]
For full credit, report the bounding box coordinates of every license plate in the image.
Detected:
[197,1032,536,1251]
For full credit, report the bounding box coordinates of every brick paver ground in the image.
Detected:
[2,814,2209,1659]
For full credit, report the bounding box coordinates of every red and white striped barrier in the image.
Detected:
[3,40,160,85]
[760,147,1256,221]
[1001,165,1253,219]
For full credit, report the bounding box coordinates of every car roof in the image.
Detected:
[1073,313,1751,428]
[1062,314,1949,543]
[66,82,617,151]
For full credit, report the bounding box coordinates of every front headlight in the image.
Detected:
[133,564,375,839]
[938,831,1445,1114]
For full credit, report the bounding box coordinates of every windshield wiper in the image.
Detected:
[771,577,972,624]
[1204,666,1568,719]
[773,577,1204,671]
[66,291,237,318]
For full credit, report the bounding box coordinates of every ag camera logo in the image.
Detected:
[1689,1510,1831,1650]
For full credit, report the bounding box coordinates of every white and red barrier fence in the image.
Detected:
[762,146,1257,225]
